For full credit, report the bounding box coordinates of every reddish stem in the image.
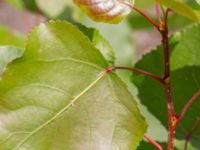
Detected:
[161,9,177,150]
[105,66,164,85]
[155,3,162,24]
[164,83,177,150]
[184,117,200,150]
[117,0,160,30]
[161,10,170,79]
[178,90,200,122]
[144,134,164,150]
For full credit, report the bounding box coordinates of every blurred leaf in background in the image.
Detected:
[74,23,115,66]
[0,26,25,77]
[0,26,25,47]
[5,0,24,9]
[157,0,200,22]
[0,46,24,76]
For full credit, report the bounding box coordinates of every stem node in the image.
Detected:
[105,67,114,74]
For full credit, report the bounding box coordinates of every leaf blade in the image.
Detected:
[0,21,146,150]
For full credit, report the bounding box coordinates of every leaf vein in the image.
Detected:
[36,58,104,70]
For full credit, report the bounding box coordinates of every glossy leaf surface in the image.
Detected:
[0,21,146,150]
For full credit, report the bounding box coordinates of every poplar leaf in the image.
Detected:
[0,21,146,150]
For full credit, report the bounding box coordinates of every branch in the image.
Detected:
[105,66,164,85]
[160,9,171,80]
[161,9,176,150]
[178,90,200,121]
[117,0,160,30]
[144,134,164,150]
[184,117,200,150]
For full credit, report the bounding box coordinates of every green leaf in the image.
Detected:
[132,25,200,148]
[184,0,200,10]
[137,141,157,150]
[0,26,25,47]
[157,0,200,22]
[0,21,146,150]
[172,67,200,147]
[0,46,24,76]
[22,0,38,12]
[73,0,135,24]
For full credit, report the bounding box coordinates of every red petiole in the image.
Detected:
[117,0,160,30]
[105,66,164,85]
[144,134,164,150]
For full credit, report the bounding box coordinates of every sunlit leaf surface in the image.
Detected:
[0,21,146,150]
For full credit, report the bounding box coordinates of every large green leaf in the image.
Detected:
[73,0,135,24]
[132,25,200,148]
[0,21,146,150]
[157,0,200,22]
